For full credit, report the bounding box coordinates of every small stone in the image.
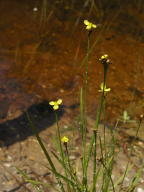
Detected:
[137,188,144,192]
[7,155,12,161]
[4,163,11,167]
[60,89,64,93]
[69,155,76,160]
[63,125,68,129]
[33,7,38,12]
[41,84,46,88]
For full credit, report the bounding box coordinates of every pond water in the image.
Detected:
[0,0,144,125]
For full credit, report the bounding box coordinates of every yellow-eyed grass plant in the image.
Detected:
[80,20,97,192]
[20,19,144,192]
[26,99,82,192]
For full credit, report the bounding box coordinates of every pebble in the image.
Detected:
[4,163,11,167]
[137,188,144,192]
[33,7,38,12]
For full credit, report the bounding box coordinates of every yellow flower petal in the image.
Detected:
[53,105,59,110]
[57,99,62,105]
[84,20,97,30]
[106,88,111,92]
[61,136,69,143]
[86,25,91,30]
[100,82,104,90]
[92,24,96,28]
[84,20,89,25]
[49,99,62,110]
[100,54,108,60]
[98,83,111,94]
[49,101,55,106]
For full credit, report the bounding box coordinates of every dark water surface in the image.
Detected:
[0,0,144,144]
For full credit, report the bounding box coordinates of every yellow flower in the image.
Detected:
[100,54,108,60]
[61,136,69,143]
[98,83,111,94]
[99,54,110,64]
[49,99,62,110]
[84,20,97,30]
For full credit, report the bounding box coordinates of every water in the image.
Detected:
[0,0,144,123]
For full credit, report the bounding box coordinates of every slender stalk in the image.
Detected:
[84,31,90,91]
[64,143,81,191]
[103,98,107,162]
[85,55,110,190]
[51,150,82,191]
[92,130,97,192]
[81,30,91,192]
[26,112,65,192]
[55,112,64,159]
[85,78,106,190]
[80,87,87,192]
[55,112,72,192]
[99,135,115,192]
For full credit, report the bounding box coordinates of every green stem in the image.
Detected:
[26,112,65,192]
[103,98,107,162]
[81,31,91,192]
[55,112,72,192]
[65,143,81,190]
[92,130,97,192]
[85,60,109,185]
[55,112,64,158]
